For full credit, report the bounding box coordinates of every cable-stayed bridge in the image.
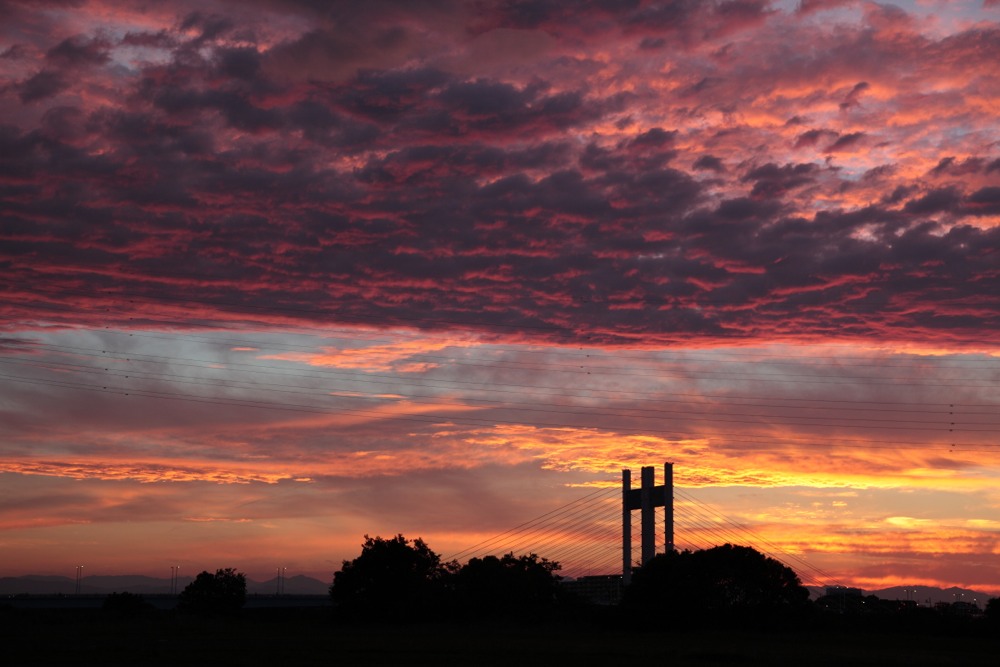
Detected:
[445,465,838,590]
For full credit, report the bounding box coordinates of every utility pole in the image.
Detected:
[276,567,286,595]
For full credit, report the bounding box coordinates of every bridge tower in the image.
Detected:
[622,462,674,586]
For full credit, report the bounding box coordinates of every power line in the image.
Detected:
[83,328,1000,383]
[675,489,841,586]
[7,352,997,433]
[441,483,841,588]
[5,339,1000,445]
[50,329,1000,413]
[5,364,1000,451]
[87,328,1000,377]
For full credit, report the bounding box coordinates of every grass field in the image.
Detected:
[3,607,996,666]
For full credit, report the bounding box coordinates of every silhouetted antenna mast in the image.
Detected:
[170,565,179,595]
[276,567,285,595]
[75,565,83,595]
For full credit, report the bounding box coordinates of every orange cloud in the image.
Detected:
[0,459,298,484]
[262,336,481,372]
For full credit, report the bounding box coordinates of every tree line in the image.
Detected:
[122,535,999,631]
[326,535,1000,629]
[328,535,814,624]
[330,534,565,621]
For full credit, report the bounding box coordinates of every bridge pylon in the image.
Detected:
[622,462,674,586]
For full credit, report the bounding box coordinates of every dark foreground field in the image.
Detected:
[3,607,996,666]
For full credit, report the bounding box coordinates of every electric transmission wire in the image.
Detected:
[675,488,842,586]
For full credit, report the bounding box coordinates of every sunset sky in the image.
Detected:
[2,0,999,595]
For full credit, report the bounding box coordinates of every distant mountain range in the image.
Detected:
[0,574,330,596]
[806,584,995,606]
[3,575,995,605]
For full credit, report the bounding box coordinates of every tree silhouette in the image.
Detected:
[624,544,809,624]
[986,597,1000,623]
[330,534,447,620]
[178,568,247,614]
[453,552,562,616]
